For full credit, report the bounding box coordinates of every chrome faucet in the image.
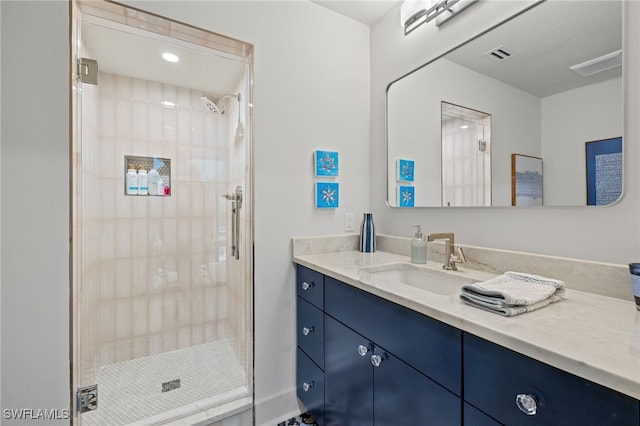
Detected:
[426,232,466,271]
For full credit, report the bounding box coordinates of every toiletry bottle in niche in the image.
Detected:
[137,166,148,195]
[126,164,138,195]
[411,224,427,264]
[148,167,159,195]
[157,177,164,196]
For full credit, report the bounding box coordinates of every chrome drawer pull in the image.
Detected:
[371,353,387,367]
[302,326,314,336]
[301,281,314,290]
[357,344,371,356]
[302,381,315,392]
[515,393,538,415]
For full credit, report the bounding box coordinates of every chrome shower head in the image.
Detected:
[200,96,224,114]
[200,93,240,115]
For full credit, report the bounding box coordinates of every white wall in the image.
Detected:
[542,77,623,205]
[1,1,70,424]
[387,58,541,206]
[372,0,640,264]
[2,1,371,425]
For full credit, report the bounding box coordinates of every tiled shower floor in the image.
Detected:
[82,339,248,425]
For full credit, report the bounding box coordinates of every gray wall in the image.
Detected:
[1,1,70,424]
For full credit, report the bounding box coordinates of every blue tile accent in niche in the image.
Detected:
[316,182,339,208]
[397,159,415,182]
[398,185,415,207]
[315,150,339,177]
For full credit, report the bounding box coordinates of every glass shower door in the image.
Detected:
[71,2,253,424]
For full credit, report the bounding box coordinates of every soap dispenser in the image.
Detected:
[411,225,427,264]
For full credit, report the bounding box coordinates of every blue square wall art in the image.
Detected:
[398,185,415,208]
[397,159,415,182]
[315,150,339,177]
[316,182,339,208]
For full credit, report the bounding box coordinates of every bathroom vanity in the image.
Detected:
[293,236,640,425]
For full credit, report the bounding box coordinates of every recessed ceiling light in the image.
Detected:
[161,101,176,108]
[162,52,179,63]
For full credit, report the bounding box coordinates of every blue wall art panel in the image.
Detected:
[316,182,339,208]
[398,185,415,208]
[397,159,415,182]
[315,150,339,177]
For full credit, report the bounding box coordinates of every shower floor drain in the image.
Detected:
[82,339,247,425]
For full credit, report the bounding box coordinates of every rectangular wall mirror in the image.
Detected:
[386,0,623,207]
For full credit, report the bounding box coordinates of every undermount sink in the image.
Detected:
[358,262,478,296]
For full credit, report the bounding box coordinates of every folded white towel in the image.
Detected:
[460,271,565,317]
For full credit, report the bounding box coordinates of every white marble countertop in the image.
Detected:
[292,249,640,400]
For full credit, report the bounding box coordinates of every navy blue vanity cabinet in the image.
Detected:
[324,275,462,395]
[463,333,640,426]
[324,315,461,426]
[296,265,325,424]
[324,276,462,425]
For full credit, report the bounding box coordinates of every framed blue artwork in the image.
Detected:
[397,159,415,182]
[315,150,339,177]
[586,137,622,206]
[316,182,339,208]
[398,185,415,208]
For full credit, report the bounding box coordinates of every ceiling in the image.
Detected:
[81,1,622,102]
[443,0,622,98]
[311,0,401,25]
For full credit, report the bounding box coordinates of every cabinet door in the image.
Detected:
[464,403,502,426]
[325,315,373,426]
[374,348,461,426]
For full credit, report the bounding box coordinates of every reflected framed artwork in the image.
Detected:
[585,137,622,206]
[511,154,543,206]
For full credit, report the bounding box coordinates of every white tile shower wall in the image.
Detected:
[78,72,234,370]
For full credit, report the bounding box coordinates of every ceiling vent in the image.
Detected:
[484,45,516,63]
[569,49,622,77]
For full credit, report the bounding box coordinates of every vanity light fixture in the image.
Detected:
[162,52,180,63]
[401,0,479,35]
[569,49,622,77]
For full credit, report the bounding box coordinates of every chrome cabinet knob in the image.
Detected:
[302,381,315,392]
[301,281,313,290]
[357,344,371,357]
[515,394,538,415]
[302,326,314,336]
[371,353,386,367]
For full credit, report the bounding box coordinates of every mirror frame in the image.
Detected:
[385,0,624,208]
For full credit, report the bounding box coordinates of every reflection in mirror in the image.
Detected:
[441,102,491,206]
[387,0,623,207]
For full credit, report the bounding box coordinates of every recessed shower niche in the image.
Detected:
[124,155,171,196]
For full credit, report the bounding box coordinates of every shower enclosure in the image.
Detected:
[71,2,253,425]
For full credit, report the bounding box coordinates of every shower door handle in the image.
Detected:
[223,186,243,260]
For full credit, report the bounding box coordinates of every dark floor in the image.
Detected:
[277,412,317,426]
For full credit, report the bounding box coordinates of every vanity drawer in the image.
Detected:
[324,276,462,395]
[297,297,324,369]
[297,347,324,424]
[297,264,324,309]
[464,333,640,426]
